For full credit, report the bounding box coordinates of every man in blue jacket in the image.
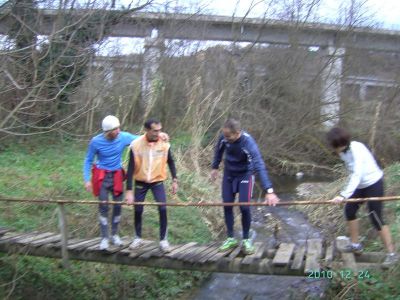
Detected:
[211,118,280,254]
[83,115,140,250]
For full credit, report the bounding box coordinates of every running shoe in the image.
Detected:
[111,235,123,246]
[99,238,109,250]
[160,239,172,253]
[382,252,399,269]
[342,243,363,255]
[219,237,239,252]
[242,239,255,255]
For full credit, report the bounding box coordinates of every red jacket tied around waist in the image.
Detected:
[91,165,125,197]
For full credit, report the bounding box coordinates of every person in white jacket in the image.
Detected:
[327,127,397,267]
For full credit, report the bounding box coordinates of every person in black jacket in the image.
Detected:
[211,118,279,254]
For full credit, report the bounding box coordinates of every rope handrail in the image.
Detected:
[0,196,400,206]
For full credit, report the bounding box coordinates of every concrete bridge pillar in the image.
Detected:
[141,29,164,114]
[320,46,345,127]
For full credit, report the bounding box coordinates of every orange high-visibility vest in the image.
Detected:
[130,135,170,183]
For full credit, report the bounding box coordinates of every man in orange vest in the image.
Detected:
[125,118,178,252]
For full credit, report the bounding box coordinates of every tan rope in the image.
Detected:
[0,196,400,206]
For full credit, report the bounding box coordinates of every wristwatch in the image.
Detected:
[267,188,274,194]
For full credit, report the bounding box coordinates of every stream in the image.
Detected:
[191,176,329,300]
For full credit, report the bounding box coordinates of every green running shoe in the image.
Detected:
[242,239,255,255]
[219,237,239,252]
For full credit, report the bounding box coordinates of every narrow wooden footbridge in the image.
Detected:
[0,197,397,276]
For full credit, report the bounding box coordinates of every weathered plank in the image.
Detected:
[227,245,242,261]
[242,242,264,265]
[208,247,234,262]
[356,252,386,263]
[30,234,61,247]
[140,248,163,259]
[175,243,202,260]
[272,243,295,266]
[15,232,55,245]
[308,239,323,258]
[183,243,216,263]
[0,228,13,236]
[0,231,40,243]
[191,243,219,263]
[197,246,221,263]
[324,244,335,266]
[138,240,186,259]
[129,242,160,258]
[304,239,323,273]
[164,242,197,259]
[290,245,306,270]
[69,238,102,251]
[45,238,83,250]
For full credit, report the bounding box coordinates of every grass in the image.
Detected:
[0,138,214,299]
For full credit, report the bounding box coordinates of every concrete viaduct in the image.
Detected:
[1,9,400,124]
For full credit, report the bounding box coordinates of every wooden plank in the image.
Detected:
[181,244,213,262]
[153,244,183,258]
[227,245,242,261]
[357,252,386,263]
[189,242,219,263]
[48,238,84,249]
[15,232,55,244]
[198,246,221,263]
[336,237,357,271]
[186,243,217,263]
[304,239,323,273]
[135,239,180,259]
[129,242,160,258]
[208,247,234,262]
[0,228,13,236]
[139,247,163,259]
[242,242,264,265]
[175,243,202,260]
[165,242,198,259]
[0,231,40,243]
[30,234,61,247]
[290,245,306,270]
[308,239,323,258]
[324,244,335,266]
[68,238,101,251]
[272,243,295,266]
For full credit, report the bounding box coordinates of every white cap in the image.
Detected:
[102,115,120,131]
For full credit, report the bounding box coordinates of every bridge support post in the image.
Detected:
[58,203,70,268]
[141,29,164,118]
[320,46,345,127]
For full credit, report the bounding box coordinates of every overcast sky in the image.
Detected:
[189,0,400,30]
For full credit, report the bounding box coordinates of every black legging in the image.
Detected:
[344,178,385,230]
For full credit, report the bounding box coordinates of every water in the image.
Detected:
[191,175,329,300]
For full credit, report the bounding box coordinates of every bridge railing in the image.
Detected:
[0,196,399,268]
